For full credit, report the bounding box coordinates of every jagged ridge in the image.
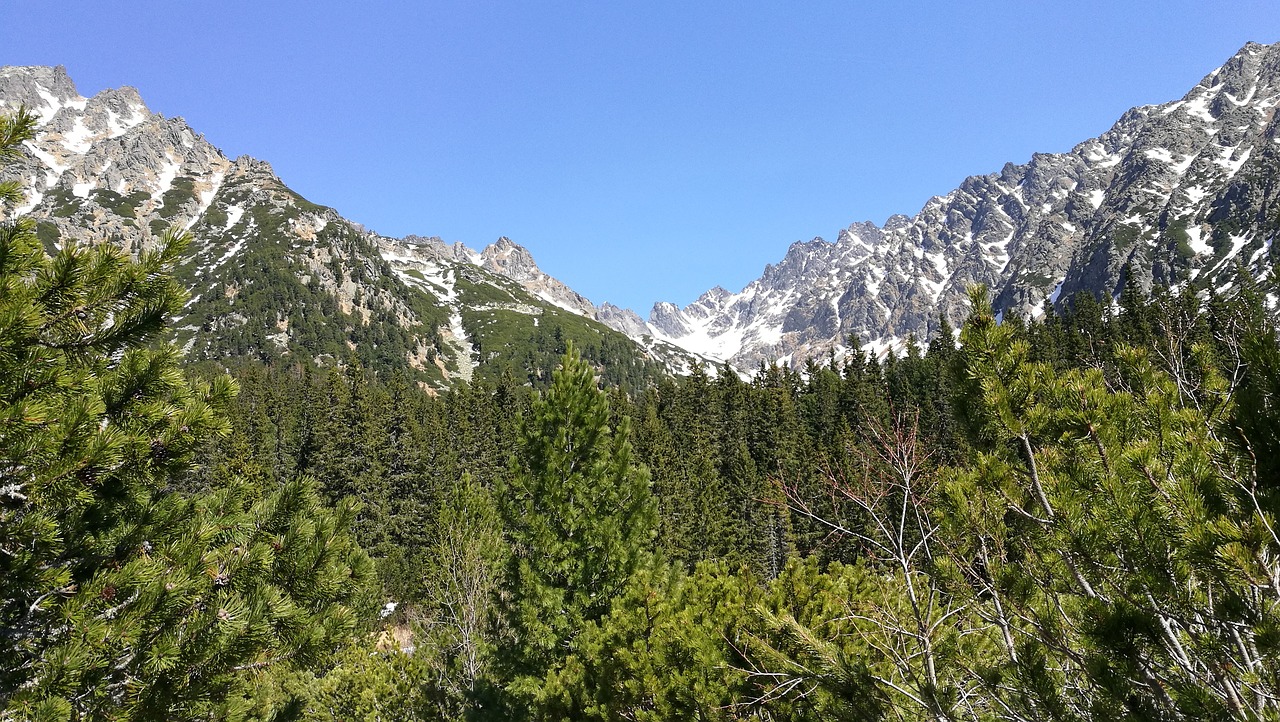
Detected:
[625,41,1280,370]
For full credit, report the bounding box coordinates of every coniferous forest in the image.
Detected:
[6,117,1280,721]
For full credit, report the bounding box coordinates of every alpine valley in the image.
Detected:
[2,41,1279,380]
[12,30,1280,722]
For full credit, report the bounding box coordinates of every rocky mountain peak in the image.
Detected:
[1206,40,1274,90]
[0,71,237,246]
[0,65,80,118]
[397,234,449,256]
[467,236,596,316]
[230,155,278,183]
[480,236,539,281]
[92,85,145,109]
[596,302,649,338]
[648,301,687,337]
[614,40,1280,371]
[882,214,911,231]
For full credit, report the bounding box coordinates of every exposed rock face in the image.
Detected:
[0,67,231,253]
[477,236,598,317]
[624,41,1280,369]
[0,66,79,118]
[596,303,649,338]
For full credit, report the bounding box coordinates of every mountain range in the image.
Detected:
[2,41,1278,380]
[0,65,700,390]
[622,40,1280,368]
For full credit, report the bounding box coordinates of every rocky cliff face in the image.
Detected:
[1,67,226,247]
[626,41,1280,369]
[475,237,598,317]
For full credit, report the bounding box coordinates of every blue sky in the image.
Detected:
[4,2,1278,313]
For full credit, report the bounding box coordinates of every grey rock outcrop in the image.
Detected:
[476,237,598,317]
[596,303,649,338]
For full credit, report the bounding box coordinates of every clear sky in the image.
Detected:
[3,2,1277,313]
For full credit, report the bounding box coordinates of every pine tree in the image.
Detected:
[537,562,759,721]
[496,343,656,704]
[0,109,375,720]
[936,287,1280,719]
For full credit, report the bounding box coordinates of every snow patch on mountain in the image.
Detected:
[223,205,244,231]
[151,159,180,201]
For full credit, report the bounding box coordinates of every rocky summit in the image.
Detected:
[622,41,1280,370]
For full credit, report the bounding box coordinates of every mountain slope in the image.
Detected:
[627,41,1280,369]
[0,66,680,389]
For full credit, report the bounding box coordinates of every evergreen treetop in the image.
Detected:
[497,342,656,704]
